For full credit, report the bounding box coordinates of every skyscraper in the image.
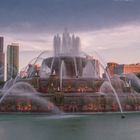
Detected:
[0,37,4,52]
[7,43,19,80]
[0,37,5,82]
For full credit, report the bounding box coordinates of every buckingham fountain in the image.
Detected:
[0,29,140,114]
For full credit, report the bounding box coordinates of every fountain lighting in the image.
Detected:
[0,29,140,115]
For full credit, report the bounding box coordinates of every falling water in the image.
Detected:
[2,78,14,91]
[125,73,140,89]
[0,82,36,104]
[60,60,66,91]
[82,60,95,78]
[73,57,78,77]
[98,58,124,116]
[82,51,124,116]
[106,77,123,114]
[50,57,55,75]
[0,82,61,113]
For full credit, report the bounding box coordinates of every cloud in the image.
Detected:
[1,23,140,69]
[99,46,140,64]
[2,24,140,52]
[2,32,53,51]
[79,24,140,51]
[0,0,140,32]
[113,0,135,2]
[78,24,140,63]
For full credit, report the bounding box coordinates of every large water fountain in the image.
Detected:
[0,29,140,115]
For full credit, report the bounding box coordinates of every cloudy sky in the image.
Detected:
[0,0,140,69]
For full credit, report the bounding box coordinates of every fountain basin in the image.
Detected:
[0,92,140,113]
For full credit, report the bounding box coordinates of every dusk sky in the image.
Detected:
[0,0,140,69]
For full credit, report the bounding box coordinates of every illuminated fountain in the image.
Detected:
[0,81,60,113]
[0,29,140,116]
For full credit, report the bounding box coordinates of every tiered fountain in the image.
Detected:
[0,29,140,114]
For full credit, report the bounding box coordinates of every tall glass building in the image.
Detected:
[0,37,5,82]
[7,43,19,80]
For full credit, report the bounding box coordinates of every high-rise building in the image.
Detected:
[107,62,140,77]
[7,43,19,80]
[0,37,5,82]
[0,37,4,52]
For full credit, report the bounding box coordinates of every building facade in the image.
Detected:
[107,62,140,77]
[7,43,19,80]
[0,37,5,82]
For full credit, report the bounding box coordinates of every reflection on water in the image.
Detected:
[0,113,140,140]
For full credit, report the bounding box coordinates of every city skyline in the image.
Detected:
[0,0,140,69]
[7,43,19,80]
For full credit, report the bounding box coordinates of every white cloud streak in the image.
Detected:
[1,24,140,68]
[79,24,140,52]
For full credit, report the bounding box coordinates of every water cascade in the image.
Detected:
[60,60,66,91]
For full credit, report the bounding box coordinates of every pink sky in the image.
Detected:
[1,24,140,70]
